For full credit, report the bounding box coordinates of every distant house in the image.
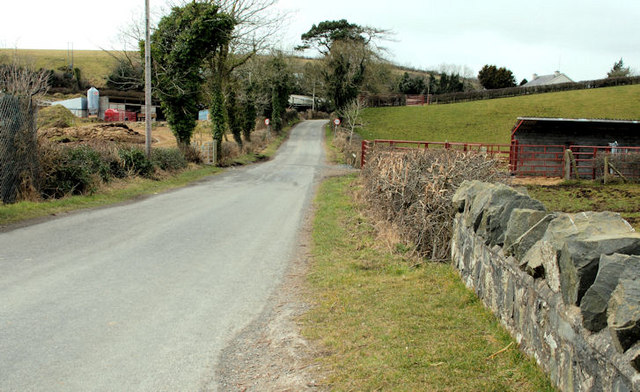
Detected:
[522,71,574,87]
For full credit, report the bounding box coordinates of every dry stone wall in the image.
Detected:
[451,180,640,391]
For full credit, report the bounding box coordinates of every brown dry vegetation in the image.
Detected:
[360,148,508,260]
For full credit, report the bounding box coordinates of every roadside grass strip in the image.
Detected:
[305,175,556,391]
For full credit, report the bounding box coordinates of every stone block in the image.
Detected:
[520,240,562,292]
[559,235,640,306]
[475,184,546,247]
[466,183,497,232]
[504,209,555,259]
[581,254,640,332]
[452,180,490,213]
[608,274,640,353]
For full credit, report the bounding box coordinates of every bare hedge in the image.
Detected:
[594,152,640,181]
[361,148,507,261]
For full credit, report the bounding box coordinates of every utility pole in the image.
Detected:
[144,0,152,157]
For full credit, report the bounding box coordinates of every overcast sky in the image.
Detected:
[2,0,638,82]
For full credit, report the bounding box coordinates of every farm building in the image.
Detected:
[510,117,640,178]
[48,88,161,122]
[522,71,573,87]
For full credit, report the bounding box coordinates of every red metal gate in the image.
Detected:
[361,139,640,179]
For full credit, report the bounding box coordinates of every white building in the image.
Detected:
[522,71,574,87]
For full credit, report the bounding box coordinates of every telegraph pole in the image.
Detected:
[144,0,152,157]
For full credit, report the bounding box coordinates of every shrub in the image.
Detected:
[151,148,188,171]
[39,143,99,198]
[361,148,507,260]
[67,145,111,181]
[183,145,203,164]
[118,146,154,177]
[218,141,241,166]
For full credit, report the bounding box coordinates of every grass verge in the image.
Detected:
[324,123,345,165]
[0,124,297,227]
[305,175,556,391]
[0,165,221,227]
[526,180,640,230]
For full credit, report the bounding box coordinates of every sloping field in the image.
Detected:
[359,84,640,144]
[0,49,123,87]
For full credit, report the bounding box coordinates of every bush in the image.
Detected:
[151,148,188,171]
[183,145,203,164]
[67,145,111,181]
[118,146,154,177]
[39,143,100,198]
[361,148,507,260]
[218,141,241,166]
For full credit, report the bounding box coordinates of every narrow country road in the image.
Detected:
[0,120,327,391]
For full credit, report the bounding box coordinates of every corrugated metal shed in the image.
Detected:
[53,97,87,118]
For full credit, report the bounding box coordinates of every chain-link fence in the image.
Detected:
[0,93,39,204]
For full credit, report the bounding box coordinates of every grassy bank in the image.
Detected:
[359,84,640,143]
[0,124,296,227]
[304,175,555,391]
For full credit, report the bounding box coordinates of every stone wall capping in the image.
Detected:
[451,181,640,391]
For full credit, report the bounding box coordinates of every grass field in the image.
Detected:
[0,48,123,87]
[525,181,640,230]
[305,175,556,391]
[359,84,640,144]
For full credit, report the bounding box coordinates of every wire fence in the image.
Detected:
[0,93,39,204]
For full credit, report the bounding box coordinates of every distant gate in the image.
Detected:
[361,139,640,179]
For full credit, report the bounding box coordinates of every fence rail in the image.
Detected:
[361,139,640,180]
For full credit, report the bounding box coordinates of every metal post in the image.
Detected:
[144,0,152,157]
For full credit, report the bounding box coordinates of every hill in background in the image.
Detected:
[0,49,121,88]
[359,84,640,144]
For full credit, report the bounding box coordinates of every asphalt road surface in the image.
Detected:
[0,120,327,391]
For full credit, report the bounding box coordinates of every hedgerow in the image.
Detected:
[361,148,507,260]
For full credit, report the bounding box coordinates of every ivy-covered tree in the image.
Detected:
[241,82,257,142]
[607,58,631,78]
[477,64,516,90]
[149,2,234,147]
[225,87,244,148]
[269,53,292,134]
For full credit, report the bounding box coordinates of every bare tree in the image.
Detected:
[339,97,365,144]
[0,58,49,98]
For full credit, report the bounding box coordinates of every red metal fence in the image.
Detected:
[361,139,640,179]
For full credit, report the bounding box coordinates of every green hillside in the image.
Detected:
[0,49,122,87]
[359,85,640,144]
